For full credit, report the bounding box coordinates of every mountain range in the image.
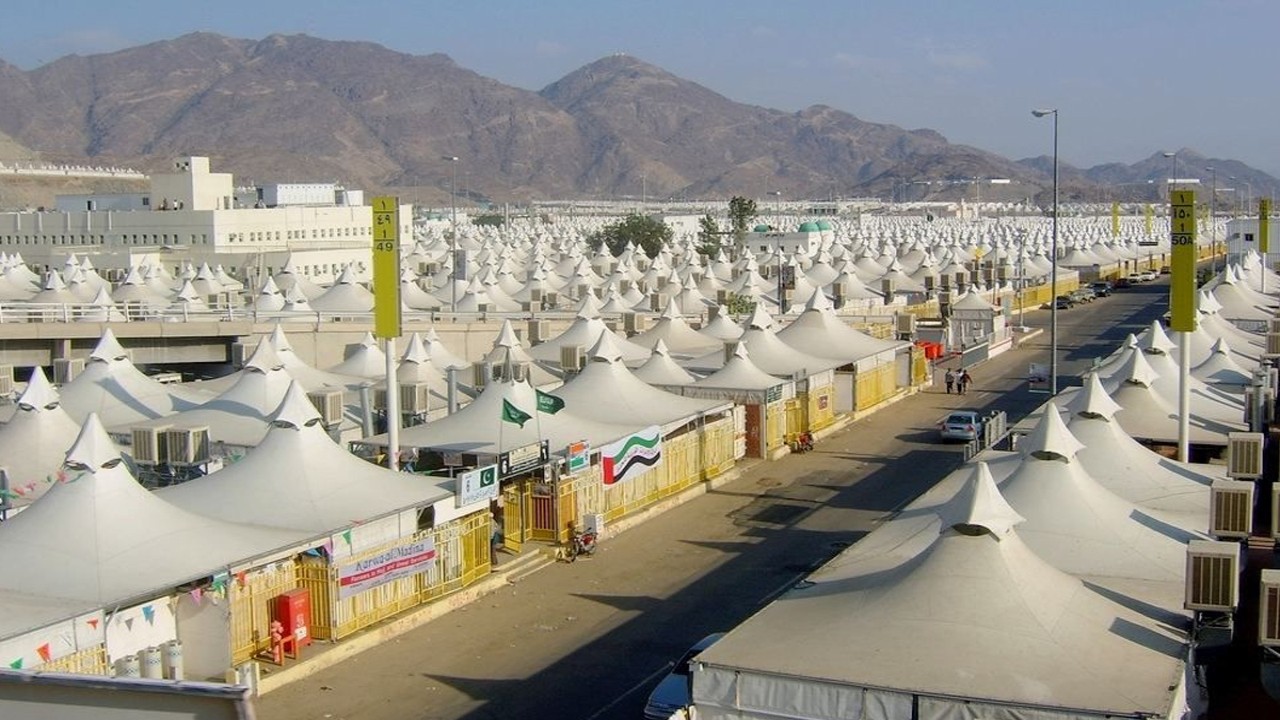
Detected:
[0,32,1275,208]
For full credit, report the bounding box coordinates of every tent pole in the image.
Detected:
[386,337,400,471]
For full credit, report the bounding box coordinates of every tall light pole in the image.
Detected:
[1032,108,1059,395]
[442,155,459,311]
[1207,165,1217,276]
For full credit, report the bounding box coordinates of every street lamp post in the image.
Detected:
[1207,166,1217,276]
[1032,108,1059,395]
[442,155,459,311]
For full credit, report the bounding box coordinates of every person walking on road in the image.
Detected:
[959,369,972,395]
[944,369,955,394]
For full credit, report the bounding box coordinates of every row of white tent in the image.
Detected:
[687,253,1279,720]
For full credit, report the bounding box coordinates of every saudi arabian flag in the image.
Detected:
[536,389,565,415]
[501,399,532,428]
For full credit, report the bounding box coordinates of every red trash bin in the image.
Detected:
[275,589,313,648]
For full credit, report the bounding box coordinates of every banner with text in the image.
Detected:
[602,426,662,486]
[458,464,498,508]
[337,537,436,600]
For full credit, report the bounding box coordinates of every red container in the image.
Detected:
[275,589,313,648]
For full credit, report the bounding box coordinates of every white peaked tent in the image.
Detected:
[306,265,375,312]
[1210,272,1273,321]
[685,305,839,376]
[697,307,744,342]
[421,328,469,370]
[691,343,787,395]
[0,414,310,604]
[998,401,1200,608]
[158,383,453,532]
[272,259,327,300]
[775,290,903,362]
[630,300,722,357]
[364,378,640,457]
[251,275,286,312]
[552,333,728,429]
[1135,321,1244,422]
[1103,345,1246,444]
[480,320,563,389]
[329,332,387,379]
[0,368,82,513]
[123,337,294,447]
[1067,373,1216,518]
[692,461,1189,720]
[529,304,651,366]
[58,330,211,426]
[632,339,699,386]
[266,325,365,392]
[1191,337,1252,391]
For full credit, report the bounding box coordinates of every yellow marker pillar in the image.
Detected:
[1170,189,1196,462]
[372,196,402,470]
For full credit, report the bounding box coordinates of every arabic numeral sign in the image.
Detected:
[1171,233,1195,246]
[374,240,396,252]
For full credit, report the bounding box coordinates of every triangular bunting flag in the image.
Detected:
[9,658,21,669]
[142,605,156,625]
[341,529,353,546]
[86,618,99,630]
[124,618,134,631]
[35,644,50,663]
[235,571,247,588]
[535,390,565,415]
[501,399,532,428]
[189,587,204,605]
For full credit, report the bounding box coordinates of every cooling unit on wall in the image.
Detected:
[1185,539,1241,613]
[1210,478,1255,539]
[1227,432,1265,479]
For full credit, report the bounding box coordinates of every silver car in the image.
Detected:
[938,410,983,442]
[643,633,723,719]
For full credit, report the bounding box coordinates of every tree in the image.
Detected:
[696,214,723,257]
[588,214,673,258]
[727,196,758,255]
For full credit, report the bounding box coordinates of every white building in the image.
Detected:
[0,157,408,283]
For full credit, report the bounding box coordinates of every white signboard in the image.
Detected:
[458,464,499,508]
[337,537,437,600]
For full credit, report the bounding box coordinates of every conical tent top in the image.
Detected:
[803,287,832,313]
[334,264,359,285]
[1198,289,1222,314]
[939,461,1025,539]
[587,330,625,364]
[1069,372,1122,421]
[89,328,130,363]
[575,292,602,320]
[358,331,377,348]
[243,336,285,374]
[746,303,774,331]
[730,341,752,362]
[492,319,520,349]
[270,381,323,431]
[1116,347,1160,388]
[402,333,430,364]
[268,324,295,354]
[89,286,115,306]
[17,366,59,411]
[1020,401,1085,462]
[660,297,682,320]
[258,275,281,296]
[652,338,672,358]
[64,413,122,471]
[175,280,200,302]
[1209,336,1231,356]
[1140,320,1177,356]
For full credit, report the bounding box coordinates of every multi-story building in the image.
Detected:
[0,156,409,284]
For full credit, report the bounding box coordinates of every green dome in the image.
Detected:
[798,221,820,232]
[815,220,833,231]
[753,224,771,232]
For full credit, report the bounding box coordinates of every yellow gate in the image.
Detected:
[501,481,531,553]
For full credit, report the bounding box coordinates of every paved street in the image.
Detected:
[258,281,1171,720]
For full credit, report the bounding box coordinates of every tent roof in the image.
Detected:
[58,332,211,427]
[0,368,82,506]
[695,461,1187,718]
[631,340,698,386]
[158,383,453,532]
[0,415,310,605]
[774,301,904,362]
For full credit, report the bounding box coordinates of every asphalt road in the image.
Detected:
[258,280,1171,720]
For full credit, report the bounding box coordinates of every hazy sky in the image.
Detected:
[3,0,1277,176]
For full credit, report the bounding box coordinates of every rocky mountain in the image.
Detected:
[0,33,1273,206]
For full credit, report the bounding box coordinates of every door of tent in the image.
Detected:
[744,404,764,458]
[501,482,531,553]
[733,405,747,459]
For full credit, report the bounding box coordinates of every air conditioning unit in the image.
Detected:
[1269,318,1280,334]
[635,281,648,295]
[527,320,550,344]
[399,383,431,415]
[476,303,490,313]
[544,292,558,307]
[471,362,491,389]
[604,319,619,332]
[560,344,585,372]
[650,293,669,312]
[530,288,543,303]
[723,341,740,362]
[0,364,12,396]
[831,282,846,308]
[923,275,936,291]
[1260,569,1280,647]
[1210,478,1255,539]
[1227,432,1265,479]
[1244,387,1276,426]
[166,427,211,467]
[880,279,896,299]
[896,314,917,337]
[1185,539,1241,613]
[53,357,86,385]
[623,312,645,334]
[521,301,542,313]
[229,342,251,369]
[511,362,530,383]
[307,390,345,427]
[1270,484,1280,541]
[130,426,172,466]
[716,289,730,305]
[619,280,632,294]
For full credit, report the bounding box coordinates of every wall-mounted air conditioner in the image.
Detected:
[624,313,647,334]
[399,383,431,415]
[1244,388,1276,426]
[307,390,345,427]
[471,362,491,389]
[530,288,543,303]
[544,292,558,307]
[229,342,251,369]
[0,364,12,396]
[527,320,550,344]
[896,314,917,338]
[166,427,211,467]
[53,357,86,385]
[716,289,730,305]
[1210,478,1255,540]
[1227,432,1265,479]
[723,341,740,362]
[1185,539,1241,613]
[650,293,669,312]
[130,426,171,466]
[1267,333,1280,357]
[510,362,530,384]
[1269,485,1280,541]
[1259,569,1280,647]
[560,345,585,372]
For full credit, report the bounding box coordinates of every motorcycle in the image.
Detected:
[565,526,598,562]
[789,432,814,454]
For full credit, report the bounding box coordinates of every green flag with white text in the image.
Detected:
[501,399,532,427]
[536,389,565,415]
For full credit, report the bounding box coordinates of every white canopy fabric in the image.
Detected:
[630,302,722,357]
[529,314,651,366]
[631,340,699,386]
[775,291,904,362]
[158,382,453,532]
[0,414,310,605]
[0,368,82,511]
[692,461,1187,720]
[685,306,840,376]
[267,325,365,392]
[58,330,211,427]
[329,332,387,379]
